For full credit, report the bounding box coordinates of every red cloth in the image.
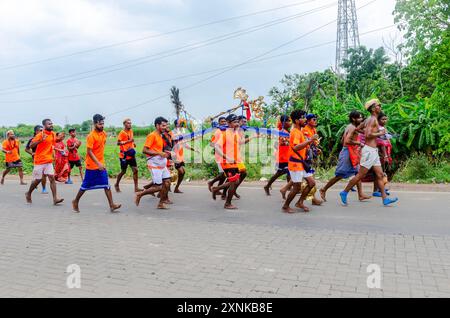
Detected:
[55,141,69,183]
[243,101,251,121]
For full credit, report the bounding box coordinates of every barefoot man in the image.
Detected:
[66,128,83,184]
[72,114,121,213]
[1,130,26,185]
[211,114,243,210]
[114,118,142,193]
[339,99,398,206]
[319,111,370,202]
[25,119,64,205]
[135,117,172,210]
[207,117,227,198]
[172,119,199,194]
[264,115,291,196]
[282,110,319,213]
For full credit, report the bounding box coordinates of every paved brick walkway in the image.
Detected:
[0,181,449,298]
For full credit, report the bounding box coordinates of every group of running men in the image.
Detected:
[0,98,398,213]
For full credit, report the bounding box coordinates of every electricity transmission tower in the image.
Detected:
[335,0,360,73]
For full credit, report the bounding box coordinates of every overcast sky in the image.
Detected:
[0,0,401,127]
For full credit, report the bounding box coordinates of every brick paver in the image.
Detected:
[0,181,449,298]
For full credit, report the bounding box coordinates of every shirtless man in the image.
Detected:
[339,100,398,206]
[319,111,370,201]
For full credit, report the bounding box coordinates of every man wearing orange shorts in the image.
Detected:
[25,119,64,206]
[72,114,121,213]
[1,130,26,185]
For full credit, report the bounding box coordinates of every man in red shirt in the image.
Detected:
[66,128,83,184]
[1,130,26,185]
[25,118,64,206]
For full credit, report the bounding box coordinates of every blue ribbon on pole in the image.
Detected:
[172,126,289,142]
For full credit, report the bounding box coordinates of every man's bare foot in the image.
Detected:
[359,194,372,201]
[282,206,295,214]
[114,184,121,193]
[0,178,4,185]
[280,189,287,200]
[110,204,121,213]
[224,204,238,210]
[295,202,310,212]
[157,203,169,210]
[135,193,142,207]
[319,188,327,202]
[54,198,64,205]
[25,192,32,203]
[162,199,173,205]
[20,181,27,186]
[134,188,143,193]
[207,181,213,192]
[234,193,241,200]
[264,185,271,196]
[174,189,183,194]
[221,195,226,200]
[312,198,323,206]
[72,200,80,213]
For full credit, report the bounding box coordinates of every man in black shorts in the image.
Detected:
[114,118,142,193]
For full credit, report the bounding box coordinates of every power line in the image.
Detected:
[0,2,337,95]
[0,25,395,104]
[0,0,317,71]
[105,0,378,118]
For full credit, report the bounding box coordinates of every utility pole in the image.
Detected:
[335,0,360,74]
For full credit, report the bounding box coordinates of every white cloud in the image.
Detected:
[0,0,171,61]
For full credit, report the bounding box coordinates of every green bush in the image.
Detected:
[393,154,450,183]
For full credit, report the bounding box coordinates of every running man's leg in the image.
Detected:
[1,168,11,184]
[174,165,185,193]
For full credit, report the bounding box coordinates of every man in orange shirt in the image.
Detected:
[301,114,323,206]
[264,115,291,196]
[114,118,141,193]
[207,117,227,198]
[135,117,172,210]
[72,114,121,213]
[282,110,318,213]
[25,119,64,205]
[211,114,242,210]
[1,130,26,185]
[172,119,198,194]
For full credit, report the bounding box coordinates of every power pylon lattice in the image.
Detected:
[335,0,360,73]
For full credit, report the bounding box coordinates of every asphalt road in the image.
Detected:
[1,179,449,236]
